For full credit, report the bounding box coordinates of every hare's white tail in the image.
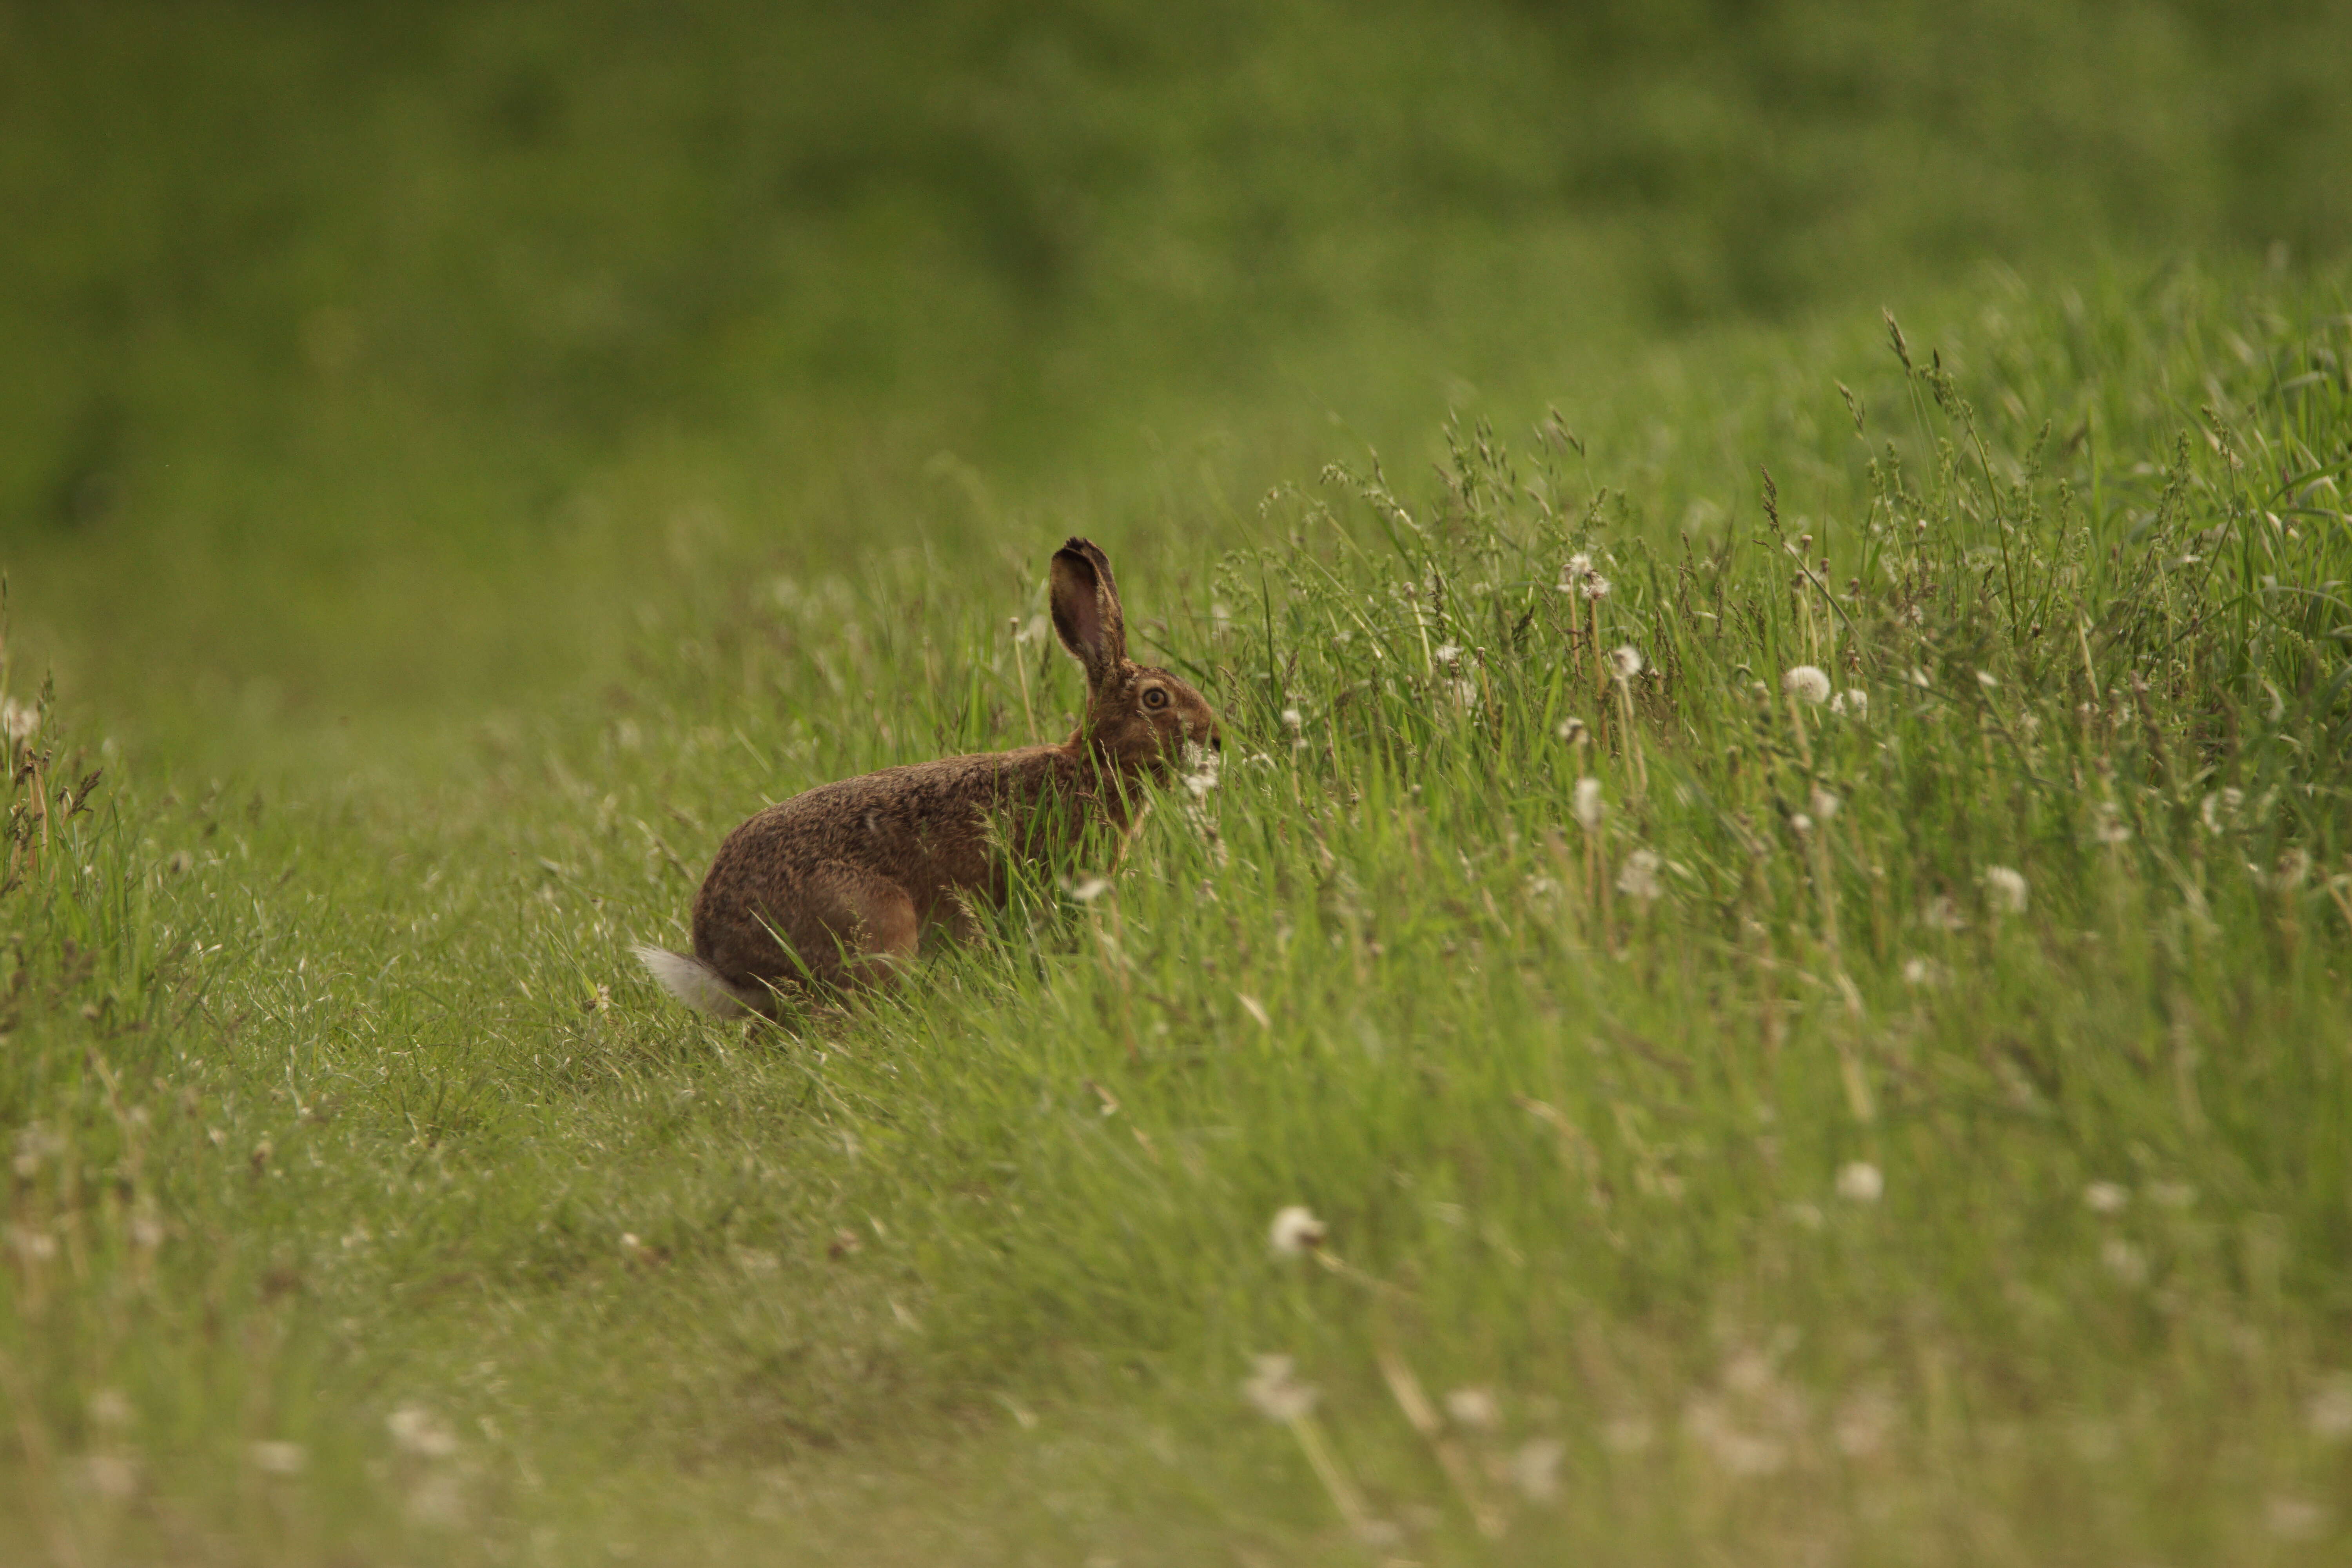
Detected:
[633,943,758,1018]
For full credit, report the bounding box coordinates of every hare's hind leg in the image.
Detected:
[800,862,922,990]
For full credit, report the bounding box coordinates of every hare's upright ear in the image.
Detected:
[1049,537,1127,690]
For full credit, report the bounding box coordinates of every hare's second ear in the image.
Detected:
[1049,537,1126,684]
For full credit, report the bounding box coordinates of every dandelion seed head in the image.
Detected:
[1984,865,2028,913]
[1809,787,1840,822]
[1830,688,1869,719]
[1572,777,1605,832]
[1510,1438,1565,1501]
[1443,1387,1499,1431]
[1581,573,1612,601]
[1,697,39,744]
[386,1405,459,1460]
[1557,716,1590,746]
[1267,1205,1327,1259]
[1609,645,1644,681]
[1242,1354,1317,1422]
[1782,665,1831,704]
[1616,848,1663,901]
[1434,642,1463,668]
[1835,1161,1884,1203]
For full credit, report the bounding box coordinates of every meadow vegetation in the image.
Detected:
[5,2,2352,1563]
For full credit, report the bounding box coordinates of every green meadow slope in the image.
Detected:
[4,264,2350,1563]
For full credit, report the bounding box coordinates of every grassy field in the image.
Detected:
[8,2,2352,1563]
[5,259,2350,1563]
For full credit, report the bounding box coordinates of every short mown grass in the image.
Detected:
[5,263,2351,1563]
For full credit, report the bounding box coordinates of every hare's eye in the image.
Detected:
[1142,686,1170,710]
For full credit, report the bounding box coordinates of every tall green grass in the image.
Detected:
[4,265,2348,1562]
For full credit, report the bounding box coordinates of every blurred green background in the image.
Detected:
[5,0,2347,762]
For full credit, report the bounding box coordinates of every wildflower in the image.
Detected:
[1609,645,1644,681]
[1983,866,2028,913]
[1243,1354,1318,1422]
[1279,706,1303,731]
[1789,813,1814,837]
[1835,1161,1884,1203]
[1782,666,1831,704]
[1510,1438,1565,1501]
[1443,1387,1499,1431]
[1563,552,1592,582]
[1580,573,1612,601]
[2082,1181,2129,1215]
[1829,688,1869,719]
[1433,642,1462,668]
[1267,1206,1327,1258]
[1572,777,1605,832]
[1557,716,1590,746]
[1,697,38,743]
[1809,787,1840,822]
[1616,849,1663,901]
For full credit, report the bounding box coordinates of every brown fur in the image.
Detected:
[647,538,1218,1014]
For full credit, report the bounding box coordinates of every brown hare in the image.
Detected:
[635,537,1219,1016]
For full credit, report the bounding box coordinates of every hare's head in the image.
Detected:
[1049,537,1220,776]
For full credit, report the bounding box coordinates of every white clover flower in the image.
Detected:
[1984,866,2028,914]
[1616,848,1663,901]
[1444,1387,1500,1431]
[1609,645,1644,681]
[1572,777,1605,833]
[1835,1161,1884,1203]
[1830,688,1869,719]
[1267,1205,1327,1258]
[2082,1181,2129,1215]
[1243,1354,1318,1422]
[1783,665,1831,704]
